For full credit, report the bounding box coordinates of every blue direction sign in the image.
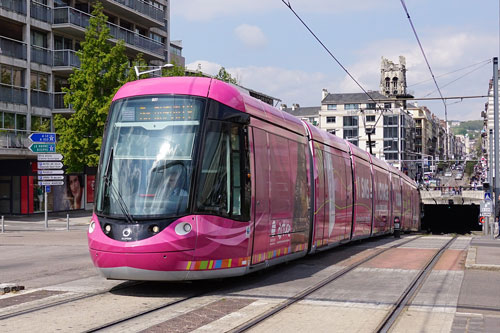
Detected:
[29,143,56,153]
[29,132,56,143]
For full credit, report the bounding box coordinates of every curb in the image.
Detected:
[465,246,500,271]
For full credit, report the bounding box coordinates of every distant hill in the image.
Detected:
[450,120,483,138]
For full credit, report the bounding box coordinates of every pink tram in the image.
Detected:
[87,77,420,281]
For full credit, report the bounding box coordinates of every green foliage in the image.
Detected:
[450,120,483,137]
[215,67,238,84]
[465,161,475,176]
[55,2,135,172]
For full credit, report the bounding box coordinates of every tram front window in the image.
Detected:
[96,95,204,218]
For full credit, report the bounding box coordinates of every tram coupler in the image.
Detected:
[394,217,401,239]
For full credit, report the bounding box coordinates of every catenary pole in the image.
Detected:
[494,58,499,229]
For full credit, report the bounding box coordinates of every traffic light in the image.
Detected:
[483,182,490,191]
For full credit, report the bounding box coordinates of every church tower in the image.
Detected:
[380,56,407,97]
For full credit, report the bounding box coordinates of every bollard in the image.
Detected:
[394,217,401,239]
[66,214,70,231]
[1,216,4,233]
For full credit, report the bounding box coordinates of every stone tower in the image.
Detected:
[380,56,407,97]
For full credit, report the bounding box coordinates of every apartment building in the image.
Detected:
[0,0,181,214]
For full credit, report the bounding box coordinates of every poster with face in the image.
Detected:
[52,174,84,211]
[87,175,95,204]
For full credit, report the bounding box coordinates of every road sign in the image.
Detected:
[29,132,56,143]
[45,186,51,193]
[37,153,63,161]
[480,201,493,217]
[29,143,56,153]
[485,192,492,201]
[479,216,485,224]
[37,162,63,169]
[38,175,64,181]
[37,169,64,175]
[39,181,64,186]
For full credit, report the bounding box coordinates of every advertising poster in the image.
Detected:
[87,175,95,203]
[52,174,85,211]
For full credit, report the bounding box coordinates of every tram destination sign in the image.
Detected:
[29,143,56,153]
[37,162,63,169]
[37,153,63,161]
[29,132,56,143]
[38,175,64,181]
[39,181,64,186]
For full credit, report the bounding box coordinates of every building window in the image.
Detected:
[326,116,336,123]
[54,35,74,50]
[31,72,48,91]
[150,33,165,44]
[0,65,23,87]
[327,104,337,110]
[366,103,376,109]
[383,115,398,126]
[345,103,360,110]
[31,30,47,48]
[366,115,375,122]
[343,116,358,127]
[383,127,398,138]
[344,128,358,140]
[385,152,398,161]
[384,102,392,109]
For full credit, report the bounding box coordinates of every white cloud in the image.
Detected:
[234,24,268,49]
[172,0,389,21]
[187,60,336,106]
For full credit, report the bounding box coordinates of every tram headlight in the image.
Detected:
[152,225,160,233]
[89,220,96,233]
[175,222,192,236]
[104,224,112,234]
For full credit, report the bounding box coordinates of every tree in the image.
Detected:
[55,2,135,172]
[215,67,238,84]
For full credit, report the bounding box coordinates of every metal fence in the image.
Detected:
[111,0,164,22]
[31,1,52,23]
[53,49,81,67]
[0,0,27,15]
[31,90,52,108]
[53,7,164,57]
[0,36,27,60]
[0,129,30,149]
[31,46,52,66]
[0,84,27,105]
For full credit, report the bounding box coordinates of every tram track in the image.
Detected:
[229,235,425,333]
[375,235,458,333]
[0,280,144,321]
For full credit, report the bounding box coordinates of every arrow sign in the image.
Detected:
[38,175,64,181]
[29,143,56,153]
[38,162,63,169]
[39,181,64,186]
[38,169,64,175]
[37,153,63,161]
[29,132,56,143]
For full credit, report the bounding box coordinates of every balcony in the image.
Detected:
[53,92,73,113]
[0,36,27,60]
[0,0,27,15]
[0,84,27,105]
[31,90,52,108]
[103,0,164,25]
[0,129,31,150]
[31,1,52,23]
[53,49,80,74]
[31,45,52,66]
[53,7,164,59]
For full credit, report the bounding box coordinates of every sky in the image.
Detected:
[170,0,499,121]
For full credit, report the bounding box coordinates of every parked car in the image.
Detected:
[455,173,463,180]
[444,171,452,177]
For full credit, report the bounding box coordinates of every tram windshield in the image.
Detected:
[96,95,204,218]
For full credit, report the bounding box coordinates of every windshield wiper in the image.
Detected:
[103,147,135,224]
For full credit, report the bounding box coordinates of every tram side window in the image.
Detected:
[195,121,250,221]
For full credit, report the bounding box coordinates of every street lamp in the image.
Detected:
[134,63,174,77]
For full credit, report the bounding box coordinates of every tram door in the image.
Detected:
[251,128,270,265]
